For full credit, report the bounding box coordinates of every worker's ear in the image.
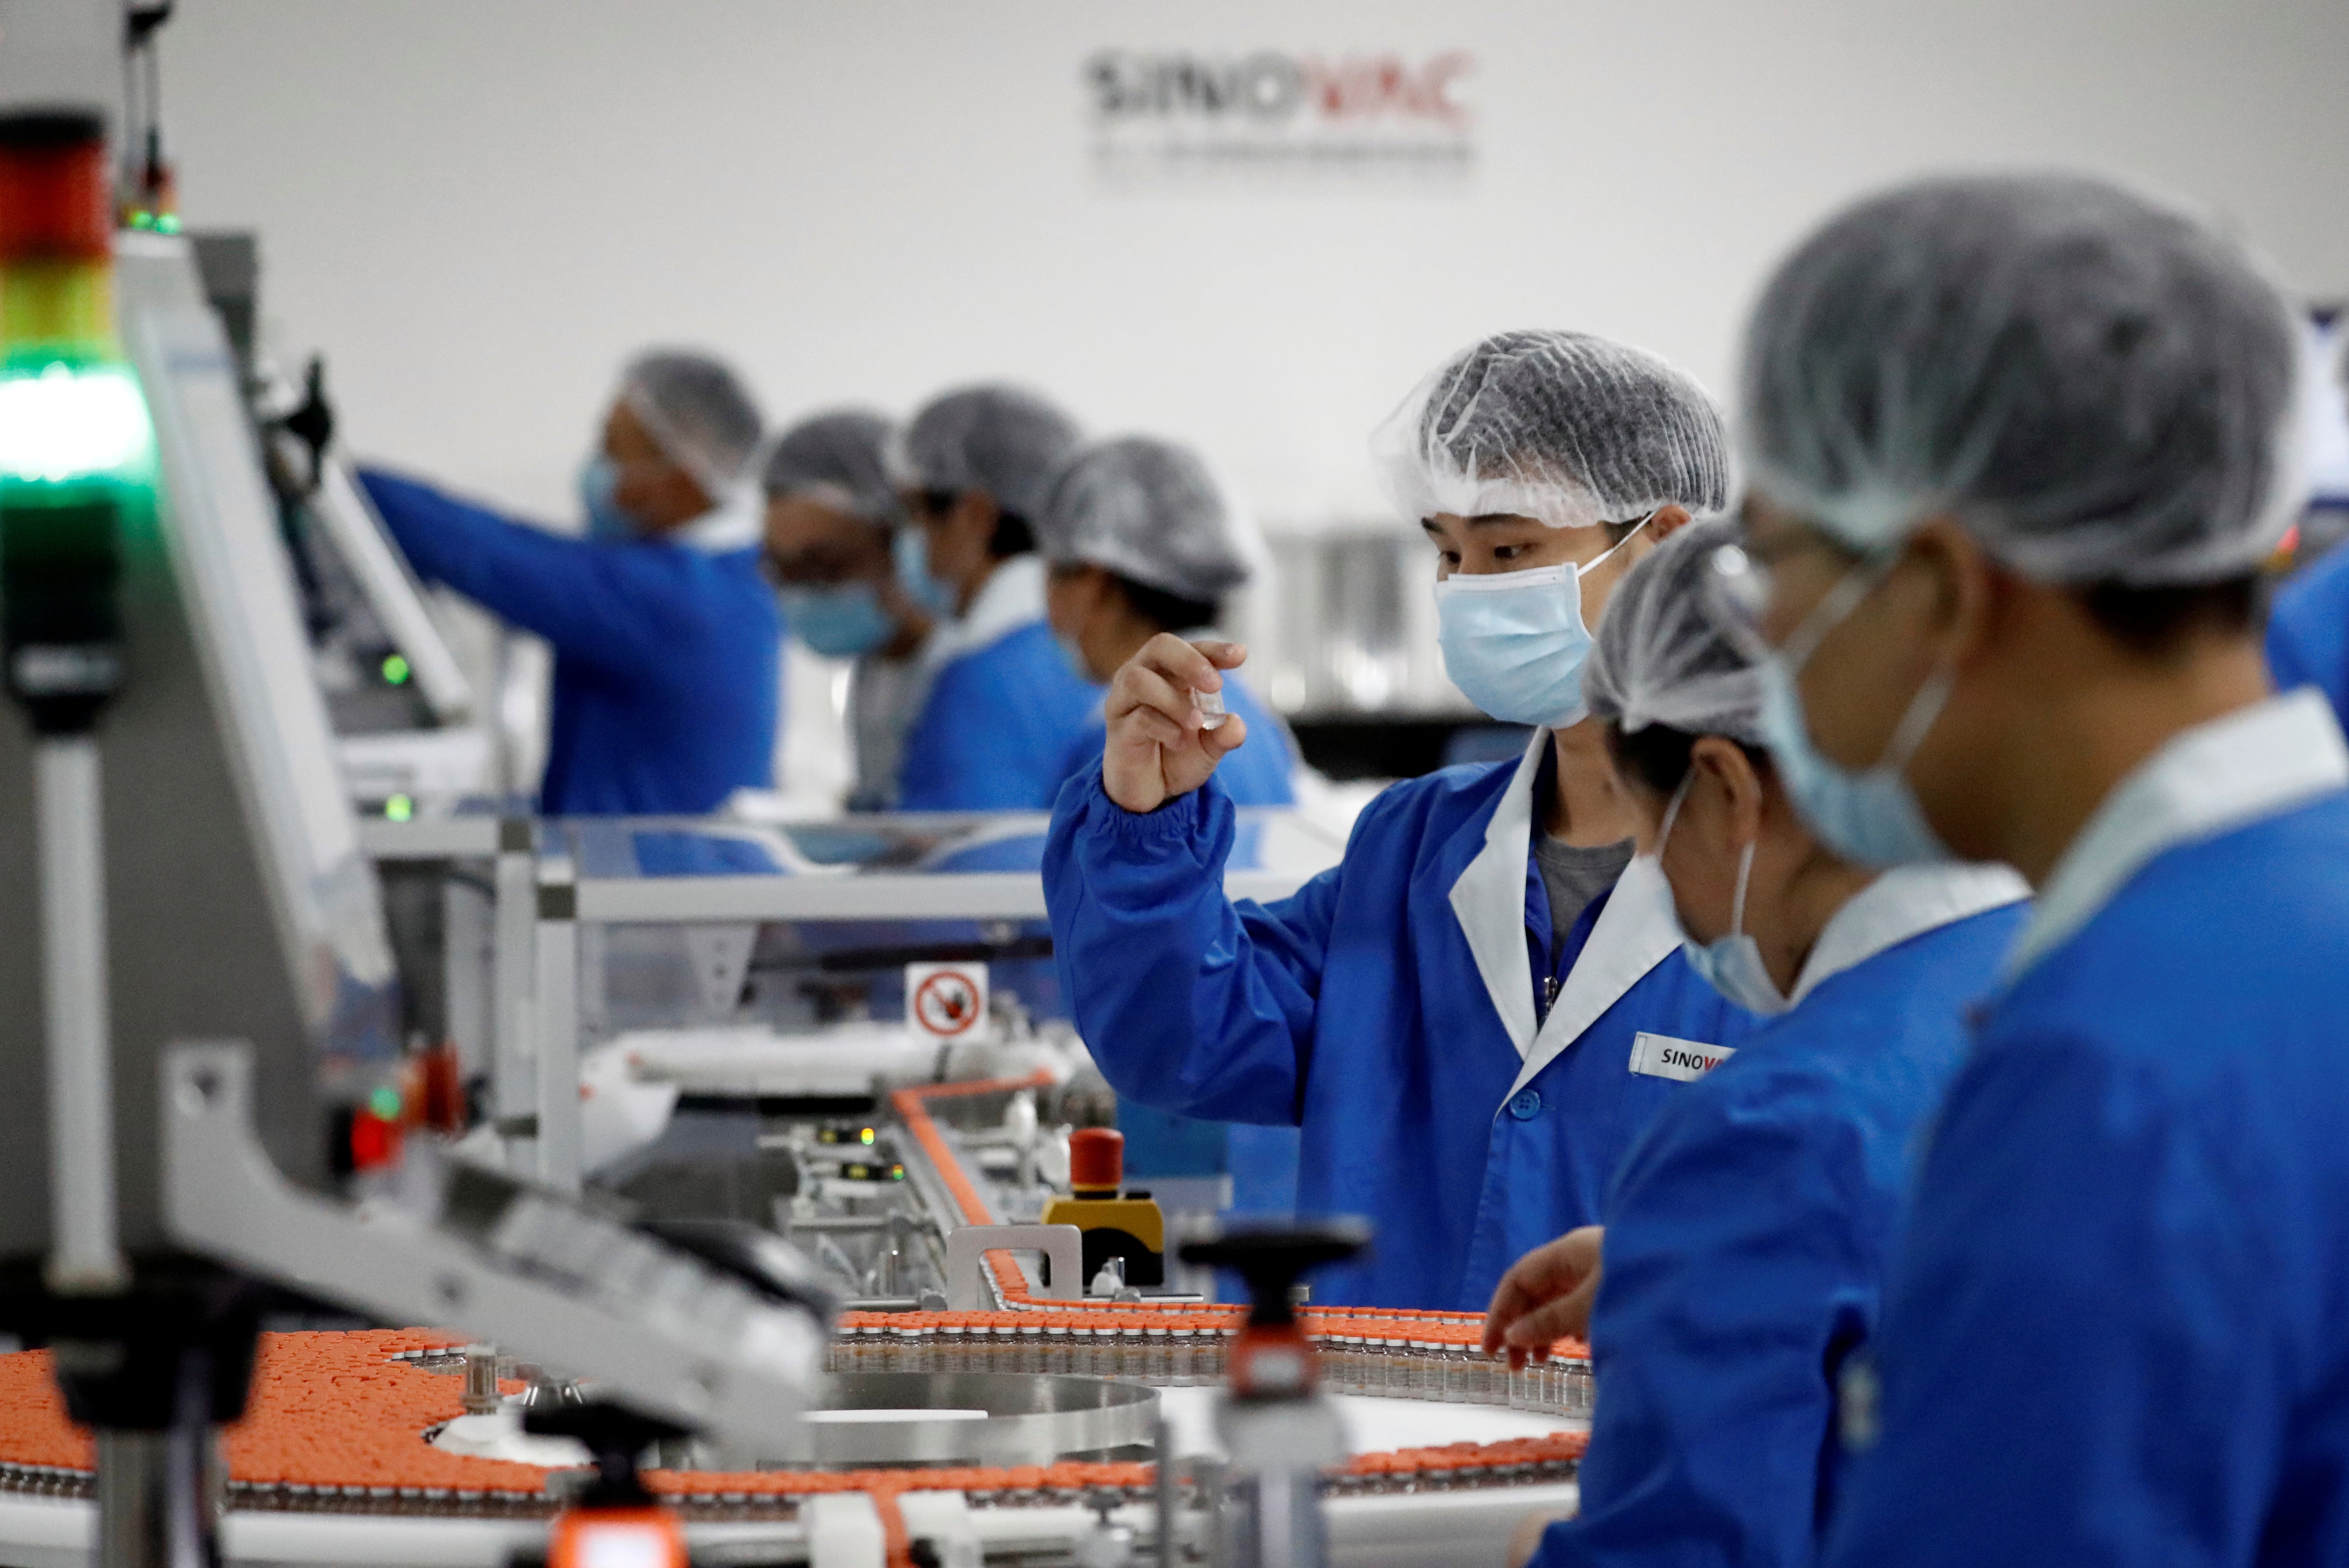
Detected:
[1899,516,2003,677]
[1644,504,1692,545]
[1689,735,1766,851]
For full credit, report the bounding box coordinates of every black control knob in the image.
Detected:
[522,1400,686,1508]
[1178,1218,1370,1327]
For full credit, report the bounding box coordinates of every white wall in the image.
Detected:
[158,0,2349,527]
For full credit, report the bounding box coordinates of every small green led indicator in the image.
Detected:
[889,1164,906,1181]
[367,1085,402,1120]
[381,653,411,686]
[155,215,182,235]
[859,1127,876,1146]
[384,794,413,822]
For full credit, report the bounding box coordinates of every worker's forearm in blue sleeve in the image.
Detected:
[1822,1042,2285,1568]
[1044,765,1336,1125]
[357,468,650,670]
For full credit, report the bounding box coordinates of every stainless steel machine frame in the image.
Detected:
[0,204,829,1568]
[787,1372,1157,1467]
[382,808,1346,1196]
[163,1042,825,1447]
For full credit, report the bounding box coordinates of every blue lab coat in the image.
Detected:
[359,470,779,816]
[1822,791,2349,1568]
[2268,542,2349,726]
[896,620,1102,811]
[1535,896,2027,1568]
[1045,739,1756,1309]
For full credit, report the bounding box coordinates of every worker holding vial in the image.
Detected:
[1705,174,2348,1566]
[889,384,1103,811]
[1045,331,1758,1308]
[1038,434,1304,1212]
[1483,518,2027,1568]
[760,409,935,811]
[360,350,777,815]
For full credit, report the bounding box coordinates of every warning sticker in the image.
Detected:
[906,961,991,1043]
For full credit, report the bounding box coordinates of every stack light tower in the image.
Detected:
[0,107,156,1300]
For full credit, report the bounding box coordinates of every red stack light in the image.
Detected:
[0,113,110,265]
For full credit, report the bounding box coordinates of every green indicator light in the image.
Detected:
[859,1127,875,1146]
[0,363,152,483]
[155,215,181,235]
[384,794,413,822]
[381,653,410,685]
[367,1086,402,1120]
[890,1164,906,1181]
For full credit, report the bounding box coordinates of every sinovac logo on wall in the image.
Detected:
[1086,49,1476,183]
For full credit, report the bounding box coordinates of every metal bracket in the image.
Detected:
[944,1223,1083,1311]
[684,923,758,1018]
[490,820,537,1124]
[160,1041,826,1453]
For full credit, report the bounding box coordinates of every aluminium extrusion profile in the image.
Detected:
[533,854,580,1194]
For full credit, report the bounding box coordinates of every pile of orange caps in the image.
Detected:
[0,1330,1586,1505]
[830,1306,1587,1365]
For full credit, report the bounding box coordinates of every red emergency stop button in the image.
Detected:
[1069,1126,1124,1195]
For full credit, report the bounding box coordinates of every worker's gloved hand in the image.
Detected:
[1101,635,1251,814]
[1482,1224,1605,1368]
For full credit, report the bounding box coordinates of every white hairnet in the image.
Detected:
[1371,329,1731,531]
[894,384,1084,523]
[1584,516,1765,747]
[1740,173,2307,586]
[621,349,764,498]
[761,409,905,529]
[1039,436,1257,604]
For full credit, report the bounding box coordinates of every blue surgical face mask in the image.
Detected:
[578,454,639,541]
[779,579,896,659]
[1758,556,1954,868]
[1651,771,1792,1016]
[894,526,958,618]
[1433,532,1636,729]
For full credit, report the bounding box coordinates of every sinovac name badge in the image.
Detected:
[1629,1031,1734,1082]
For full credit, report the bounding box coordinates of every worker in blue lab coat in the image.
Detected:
[360,350,777,816]
[1037,434,1303,1209]
[1040,434,1298,811]
[760,409,936,811]
[1483,518,2027,1568]
[1046,330,1758,1309]
[889,384,1100,811]
[1712,175,2349,1567]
